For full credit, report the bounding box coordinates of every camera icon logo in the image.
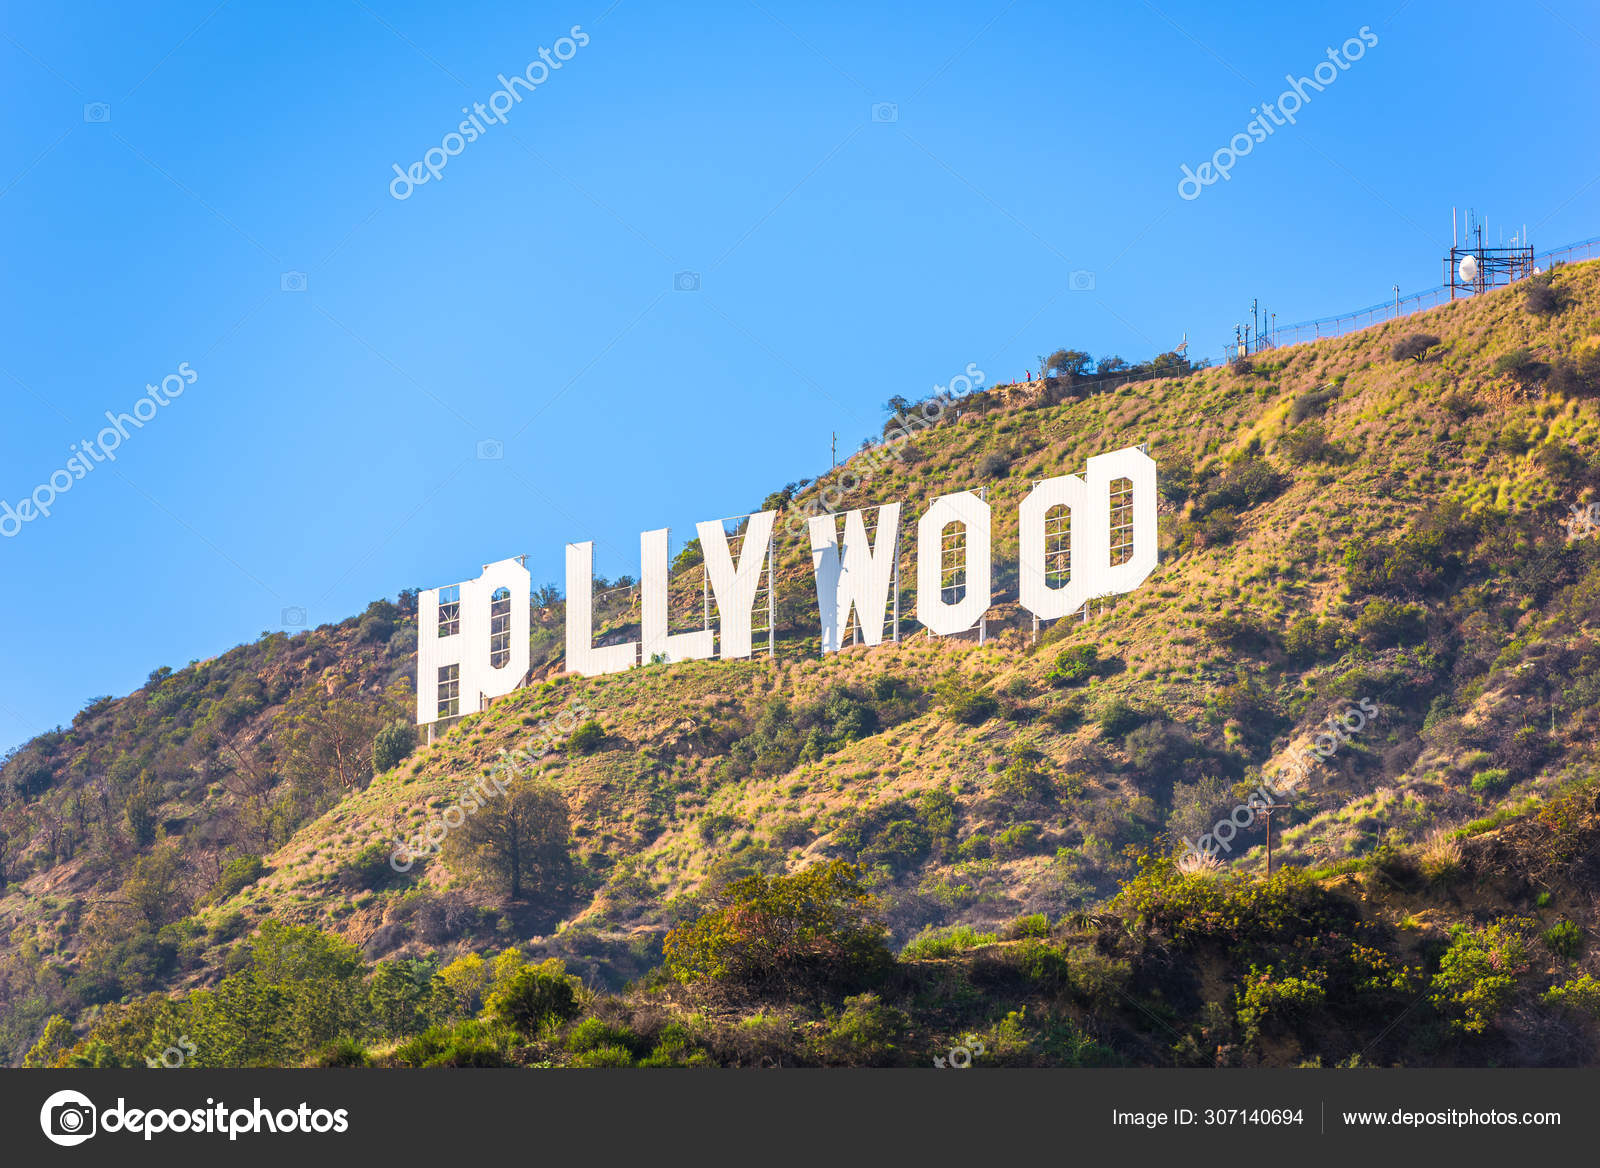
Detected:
[871,102,898,123]
[83,102,111,123]
[280,271,308,293]
[40,1090,97,1146]
[1069,269,1096,292]
[476,439,504,460]
[673,270,701,292]
[281,605,307,628]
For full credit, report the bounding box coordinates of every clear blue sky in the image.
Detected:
[2,0,1596,752]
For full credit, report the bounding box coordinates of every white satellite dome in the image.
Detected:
[1458,254,1479,283]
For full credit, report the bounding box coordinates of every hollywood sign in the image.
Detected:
[415,445,1157,726]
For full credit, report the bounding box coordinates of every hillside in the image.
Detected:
[6,259,1600,1068]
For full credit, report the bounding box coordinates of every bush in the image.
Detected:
[1234,966,1326,1045]
[935,678,999,725]
[858,819,931,871]
[484,959,581,1036]
[901,924,1000,959]
[1441,391,1484,420]
[566,1016,642,1057]
[1283,616,1343,663]
[1469,768,1510,797]
[1547,348,1600,398]
[1542,919,1583,960]
[995,822,1043,857]
[1005,912,1051,940]
[567,720,605,754]
[1523,273,1563,315]
[1194,457,1287,517]
[1492,348,1549,385]
[978,449,1013,478]
[1351,598,1427,649]
[1544,974,1600,1018]
[312,1038,370,1067]
[209,854,265,903]
[1282,422,1341,464]
[662,861,892,999]
[1288,384,1341,423]
[1096,698,1146,739]
[1046,644,1110,687]
[1391,333,1440,362]
[1114,855,1357,949]
[812,993,910,1066]
[569,1043,634,1067]
[391,1022,505,1068]
[371,720,417,774]
[337,843,398,891]
[1430,918,1531,1034]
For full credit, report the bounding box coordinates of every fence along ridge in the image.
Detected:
[1244,233,1600,354]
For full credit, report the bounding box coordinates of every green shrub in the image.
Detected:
[935,678,999,725]
[209,854,265,903]
[484,958,581,1036]
[1430,918,1531,1034]
[1469,768,1511,797]
[1283,616,1343,663]
[372,720,417,774]
[567,720,606,754]
[995,822,1042,858]
[312,1038,370,1067]
[812,993,910,1066]
[1097,698,1146,739]
[1234,965,1326,1045]
[569,1043,634,1067]
[1544,974,1600,1018]
[1114,855,1356,949]
[338,843,400,891]
[1542,919,1583,960]
[1046,644,1109,687]
[566,1016,641,1055]
[1006,913,1051,940]
[900,924,998,959]
[662,861,892,998]
[391,1021,506,1067]
[1352,598,1427,649]
[858,819,931,871]
[1493,348,1549,384]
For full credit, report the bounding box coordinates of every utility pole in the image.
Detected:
[831,431,837,469]
[1393,283,1400,316]
[1261,802,1290,875]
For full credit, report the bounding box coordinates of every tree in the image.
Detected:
[1391,333,1439,363]
[662,860,892,999]
[371,719,417,774]
[24,1015,75,1068]
[277,683,391,800]
[124,772,160,849]
[124,843,187,927]
[484,958,580,1036]
[442,779,572,900]
[1043,348,1093,381]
